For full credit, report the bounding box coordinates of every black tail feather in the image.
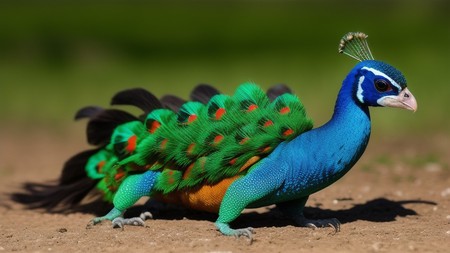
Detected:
[11,178,100,212]
[86,109,138,146]
[111,88,163,114]
[266,84,293,101]
[160,95,186,112]
[74,106,104,120]
[190,84,220,104]
[59,149,101,185]
[11,145,107,213]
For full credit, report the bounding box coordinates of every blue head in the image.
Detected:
[348,60,417,111]
[338,32,417,112]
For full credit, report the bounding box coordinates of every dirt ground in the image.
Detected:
[1,125,449,253]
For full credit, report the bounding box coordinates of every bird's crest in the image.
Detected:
[338,32,374,61]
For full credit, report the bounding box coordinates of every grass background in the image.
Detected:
[0,0,449,136]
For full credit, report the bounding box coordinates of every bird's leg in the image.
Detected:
[87,170,158,229]
[277,197,341,232]
[215,160,285,243]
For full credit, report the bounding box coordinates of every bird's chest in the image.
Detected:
[273,131,370,202]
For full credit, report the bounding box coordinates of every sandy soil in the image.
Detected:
[1,125,449,253]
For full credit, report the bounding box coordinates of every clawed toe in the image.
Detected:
[233,227,255,239]
[112,217,146,229]
[298,217,341,233]
[215,222,255,243]
[86,217,107,229]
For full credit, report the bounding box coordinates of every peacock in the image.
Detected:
[13,32,417,242]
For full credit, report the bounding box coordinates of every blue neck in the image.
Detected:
[278,69,372,195]
[314,69,371,178]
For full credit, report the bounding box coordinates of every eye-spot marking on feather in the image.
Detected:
[280,106,290,114]
[229,157,237,165]
[247,104,258,112]
[188,114,197,123]
[183,163,195,179]
[107,185,118,192]
[213,134,224,145]
[147,120,161,133]
[96,160,106,173]
[283,128,294,137]
[125,135,137,153]
[239,137,250,145]
[264,120,274,127]
[215,108,226,120]
[114,169,126,181]
[167,171,176,184]
[160,139,168,149]
[187,143,196,155]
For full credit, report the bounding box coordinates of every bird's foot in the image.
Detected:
[215,221,255,244]
[112,211,153,229]
[295,217,341,233]
[86,208,153,230]
[86,207,123,229]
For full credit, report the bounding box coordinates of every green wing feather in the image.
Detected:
[83,83,313,202]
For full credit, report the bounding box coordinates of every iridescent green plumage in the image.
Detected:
[88,82,313,202]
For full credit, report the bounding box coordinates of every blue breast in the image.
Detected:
[268,69,372,201]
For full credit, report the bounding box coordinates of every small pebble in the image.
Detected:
[441,188,450,197]
[58,228,67,233]
[372,242,382,251]
[395,190,403,197]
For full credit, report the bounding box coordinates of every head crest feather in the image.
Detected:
[338,32,374,61]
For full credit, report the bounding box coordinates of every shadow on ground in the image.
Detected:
[124,197,436,229]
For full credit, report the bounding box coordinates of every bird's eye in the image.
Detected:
[374,79,392,92]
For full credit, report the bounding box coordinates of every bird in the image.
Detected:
[13,32,417,243]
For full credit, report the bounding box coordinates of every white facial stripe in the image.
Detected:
[362,67,402,90]
[357,76,365,103]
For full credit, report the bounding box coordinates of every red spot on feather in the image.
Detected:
[187,143,196,154]
[247,104,258,112]
[160,139,168,149]
[183,163,195,179]
[188,114,197,123]
[126,135,137,153]
[229,158,237,165]
[283,129,294,136]
[239,137,249,145]
[215,108,226,120]
[213,135,224,144]
[97,160,106,173]
[114,170,125,181]
[149,121,161,133]
[264,120,274,127]
[280,106,290,114]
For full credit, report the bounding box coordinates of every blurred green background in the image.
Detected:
[1,0,449,136]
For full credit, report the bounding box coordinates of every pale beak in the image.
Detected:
[377,88,418,112]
